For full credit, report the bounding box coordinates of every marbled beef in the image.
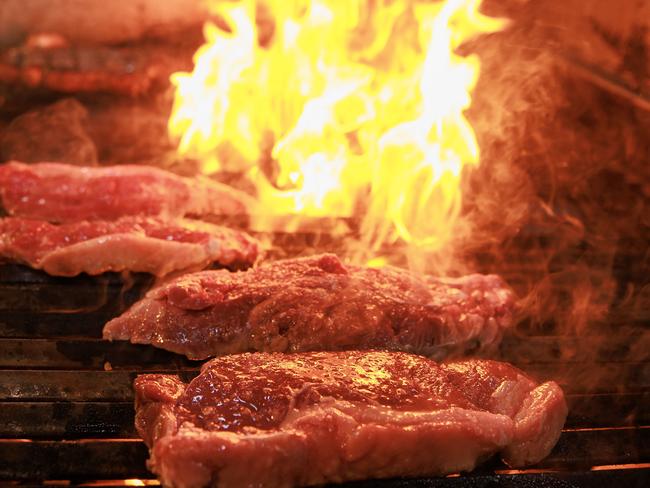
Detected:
[0,216,259,276]
[104,253,515,359]
[0,161,252,222]
[135,351,567,487]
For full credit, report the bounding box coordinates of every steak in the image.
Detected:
[0,161,253,222]
[0,216,260,276]
[0,42,187,97]
[104,253,515,359]
[135,351,567,487]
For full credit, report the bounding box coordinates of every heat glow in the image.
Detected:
[169,0,506,257]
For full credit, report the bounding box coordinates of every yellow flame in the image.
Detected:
[124,480,146,487]
[169,0,507,259]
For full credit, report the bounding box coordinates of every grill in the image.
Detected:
[0,0,648,484]
[0,246,648,488]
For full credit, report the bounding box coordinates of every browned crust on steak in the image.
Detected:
[105,253,515,359]
[134,352,567,487]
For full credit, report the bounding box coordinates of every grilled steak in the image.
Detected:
[0,216,259,276]
[104,253,515,359]
[135,351,567,487]
[0,42,187,97]
[0,161,253,222]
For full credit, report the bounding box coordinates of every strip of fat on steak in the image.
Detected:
[0,161,253,222]
[104,253,515,359]
[134,351,567,488]
[0,216,260,276]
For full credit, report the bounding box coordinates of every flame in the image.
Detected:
[124,481,146,487]
[169,0,506,261]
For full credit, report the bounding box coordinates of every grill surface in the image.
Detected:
[0,262,648,487]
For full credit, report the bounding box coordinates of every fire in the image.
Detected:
[169,0,506,261]
[124,480,146,487]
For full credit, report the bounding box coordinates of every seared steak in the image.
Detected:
[135,351,567,487]
[0,161,252,222]
[104,253,515,359]
[0,216,259,276]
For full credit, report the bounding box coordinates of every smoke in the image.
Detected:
[416,0,650,395]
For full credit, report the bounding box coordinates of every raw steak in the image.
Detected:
[135,351,567,487]
[104,253,515,359]
[0,161,253,222]
[0,216,259,276]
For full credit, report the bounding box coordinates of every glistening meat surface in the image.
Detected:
[0,216,260,276]
[104,253,515,359]
[0,161,253,222]
[135,351,567,488]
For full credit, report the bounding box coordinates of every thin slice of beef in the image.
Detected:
[0,161,253,222]
[0,216,260,276]
[0,41,190,97]
[104,253,515,359]
[135,351,567,488]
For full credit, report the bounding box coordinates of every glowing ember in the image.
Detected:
[124,480,146,487]
[169,0,506,258]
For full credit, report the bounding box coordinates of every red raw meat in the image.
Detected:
[0,216,260,276]
[135,351,567,487]
[0,161,253,222]
[104,253,515,359]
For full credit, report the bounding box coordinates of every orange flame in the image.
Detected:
[169,0,506,260]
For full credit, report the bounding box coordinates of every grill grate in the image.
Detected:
[0,263,648,487]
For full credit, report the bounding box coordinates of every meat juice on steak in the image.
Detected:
[135,351,567,488]
[105,253,515,359]
[0,216,260,276]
